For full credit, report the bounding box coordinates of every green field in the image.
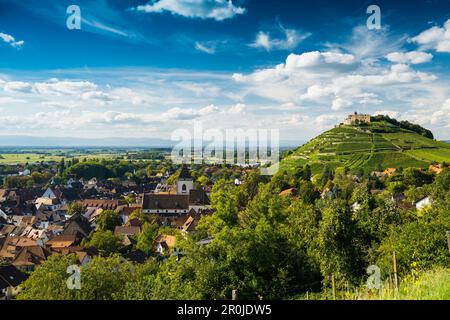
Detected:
[281,121,450,174]
[0,151,126,164]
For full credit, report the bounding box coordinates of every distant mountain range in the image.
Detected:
[0,136,174,148]
[0,135,303,148]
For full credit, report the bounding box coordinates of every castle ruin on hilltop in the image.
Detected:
[343,112,371,125]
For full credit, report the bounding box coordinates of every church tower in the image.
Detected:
[176,164,194,195]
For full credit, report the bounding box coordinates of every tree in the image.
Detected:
[136,223,160,254]
[68,202,84,216]
[97,210,122,232]
[66,162,113,179]
[124,194,136,205]
[315,199,366,286]
[17,254,77,300]
[59,158,65,175]
[83,230,123,256]
[197,175,209,187]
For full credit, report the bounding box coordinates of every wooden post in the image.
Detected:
[393,251,399,292]
[232,289,237,301]
[447,231,450,254]
[306,291,309,300]
[346,281,349,300]
[331,274,336,300]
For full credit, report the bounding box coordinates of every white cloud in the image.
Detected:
[34,79,97,96]
[331,97,353,111]
[386,51,433,64]
[134,0,246,21]
[228,103,246,114]
[250,28,310,51]
[81,91,117,104]
[0,32,24,48]
[195,42,216,54]
[410,19,450,53]
[3,81,33,93]
[0,97,27,104]
[331,25,407,64]
[374,110,400,118]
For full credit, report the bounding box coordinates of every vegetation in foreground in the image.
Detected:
[15,165,450,300]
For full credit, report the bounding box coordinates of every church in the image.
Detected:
[142,164,211,216]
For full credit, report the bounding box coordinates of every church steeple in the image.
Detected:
[179,164,192,180]
[177,164,194,195]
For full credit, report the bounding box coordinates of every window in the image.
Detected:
[182,184,187,192]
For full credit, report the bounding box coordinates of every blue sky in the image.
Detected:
[1,0,450,141]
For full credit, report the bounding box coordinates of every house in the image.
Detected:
[415,196,432,210]
[18,169,31,176]
[188,189,211,211]
[351,202,361,213]
[81,199,125,211]
[12,246,51,271]
[154,235,177,255]
[142,194,190,215]
[383,168,397,176]
[62,214,93,242]
[46,235,77,249]
[0,265,28,300]
[429,164,450,175]
[279,188,298,197]
[51,246,92,265]
[142,165,211,215]
[114,226,141,237]
[116,205,139,224]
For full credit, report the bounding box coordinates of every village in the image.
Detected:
[0,160,228,299]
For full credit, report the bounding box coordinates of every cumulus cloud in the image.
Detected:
[81,91,117,104]
[228,103,246,114]
[134,0,246,21]
[331,97,353,111]
[386,51,433,64]
[232,50,437,116]
[0,32,24,48]
[410,19,450,53]
[374,110,400,118]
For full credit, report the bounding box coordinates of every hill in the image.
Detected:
[280,117,450,174]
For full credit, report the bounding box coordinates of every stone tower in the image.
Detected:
[176,164,194,195]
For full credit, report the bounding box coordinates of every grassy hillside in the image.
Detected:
[281,120,450,174]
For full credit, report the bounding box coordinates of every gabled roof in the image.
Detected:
[189,189,210,205]
[143,194,189,210]
[12,246,51,267]
[114,226,141,236]
[81,199,124,210]
[0,265,28,289]
[46,235,77,248]
[178,164,192,180]
[62,214,93,238]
